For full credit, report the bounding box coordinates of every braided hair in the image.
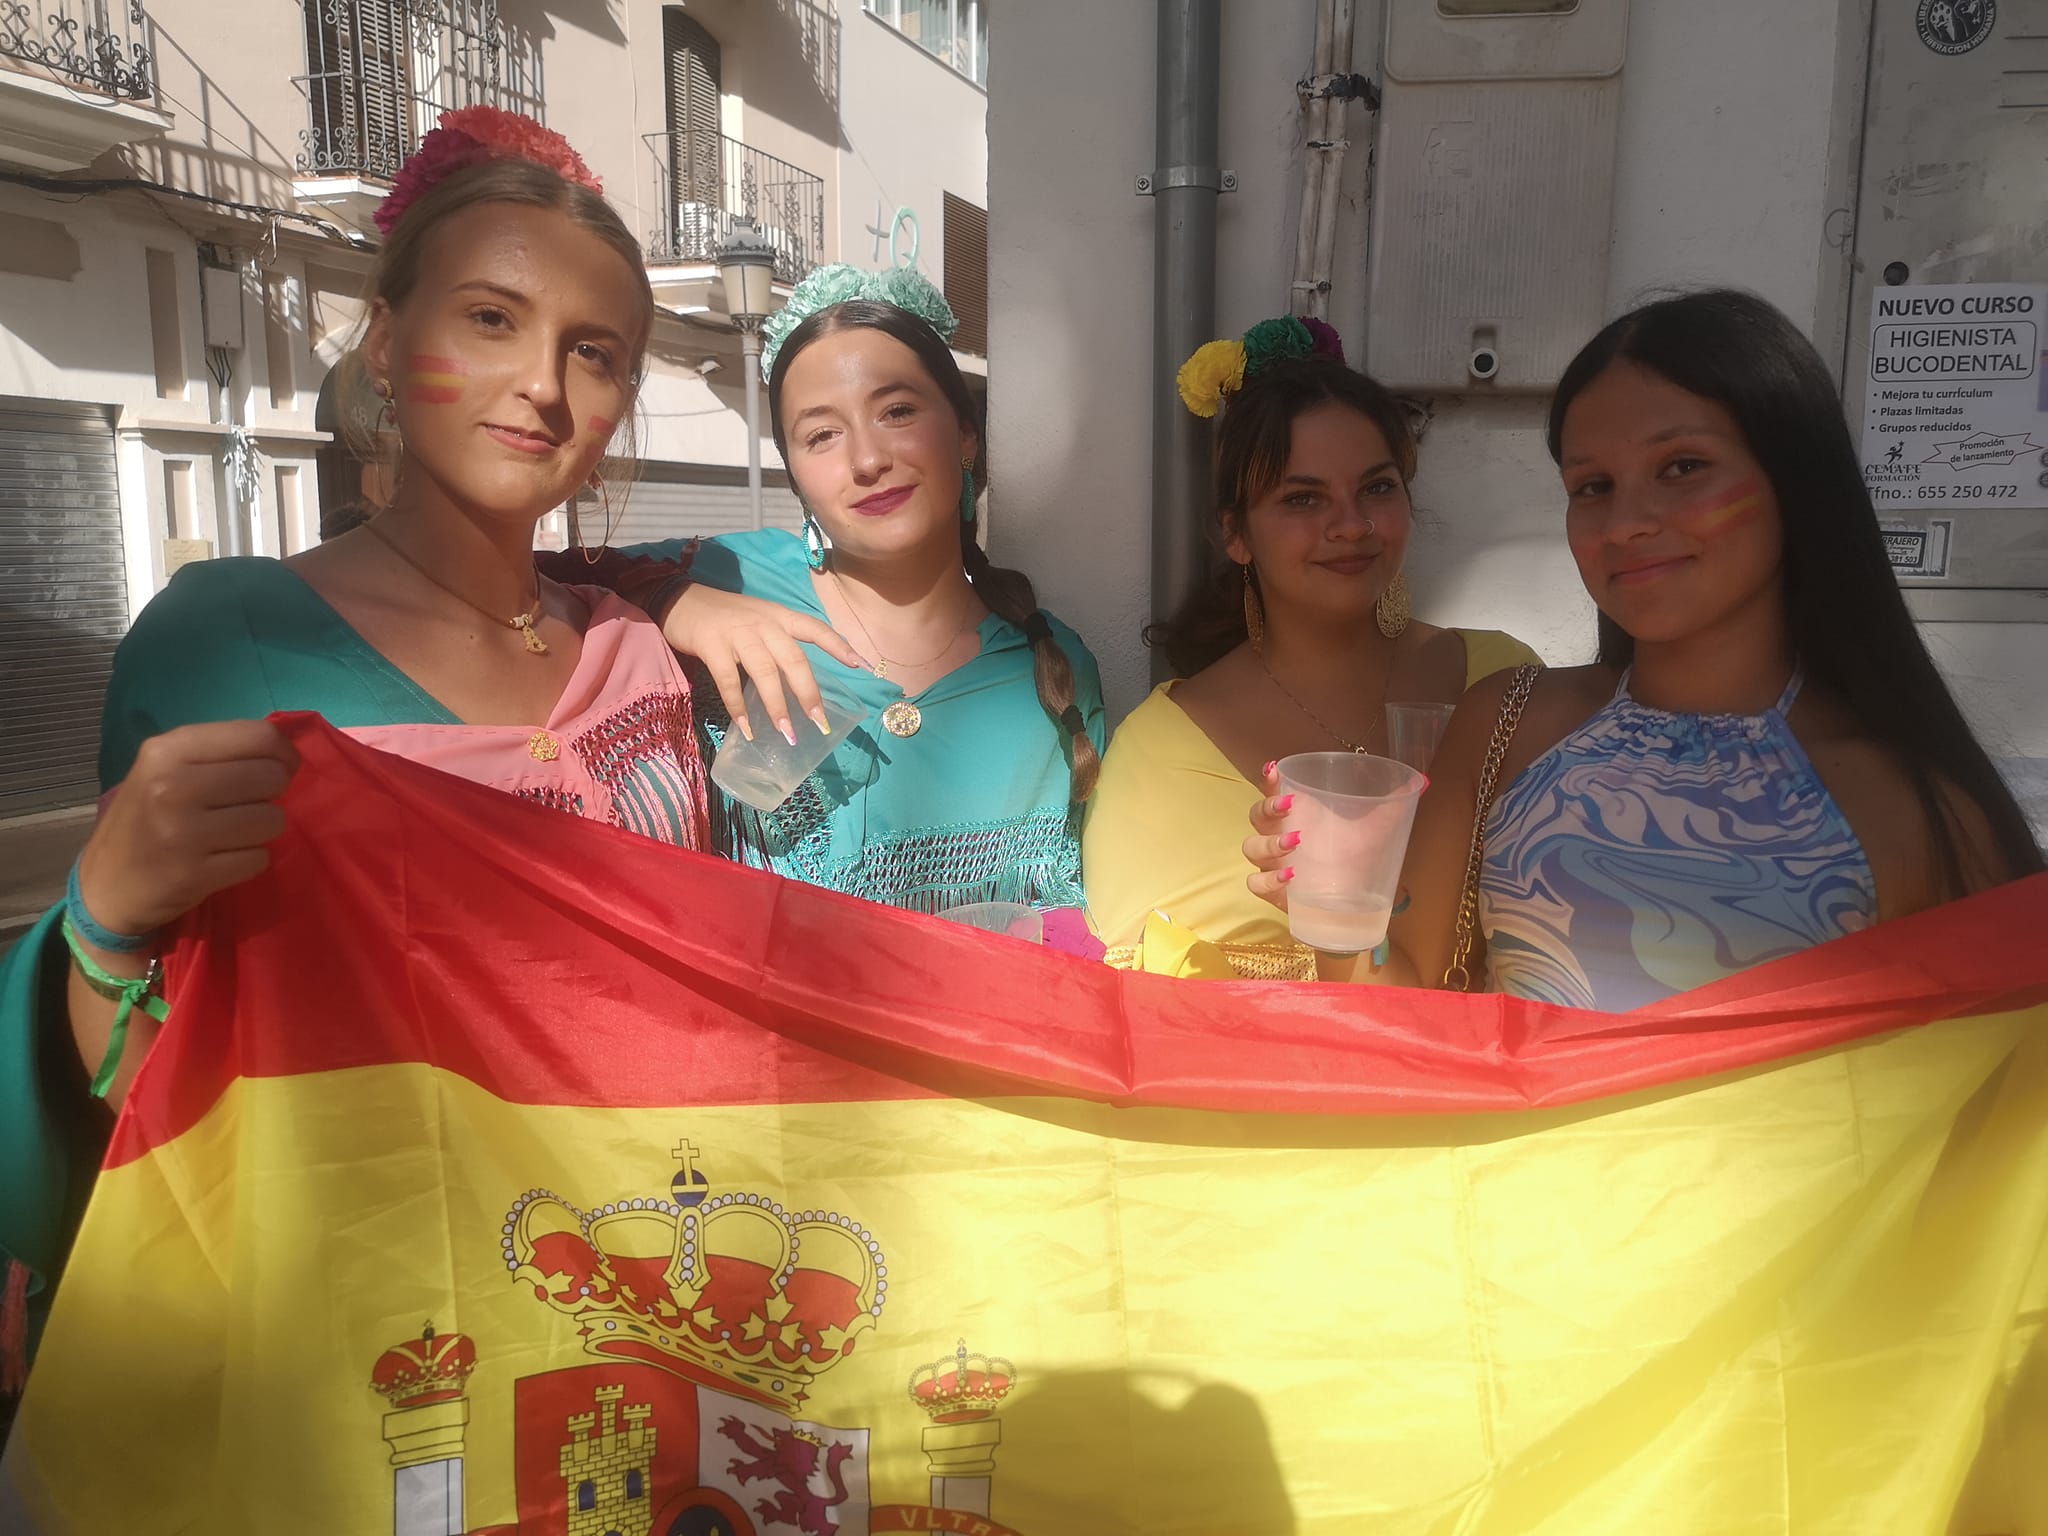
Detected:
[766,299,1098,801]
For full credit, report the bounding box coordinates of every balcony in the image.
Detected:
[291,0,542,225]
[642,130,824,290]
[0,0,171,171]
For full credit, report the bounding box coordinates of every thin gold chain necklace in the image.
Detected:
[1256,647,1393,755]
[366,518,549,656]
[827,569,974,681]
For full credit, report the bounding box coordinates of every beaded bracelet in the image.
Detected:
[61,917,170,1100]
[65,860,157,955]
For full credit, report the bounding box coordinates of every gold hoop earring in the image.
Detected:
[1376,571,1411,640]
[1242,563,1265,650]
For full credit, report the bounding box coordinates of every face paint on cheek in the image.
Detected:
[1676,483,1766,540]
[587,415,616,438]
[403,354,466,405]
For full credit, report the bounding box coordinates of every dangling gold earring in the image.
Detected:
[1376,571,1411,639]
[580,470,614,565]
[1242,563,1265,650]
[372,378,403,506]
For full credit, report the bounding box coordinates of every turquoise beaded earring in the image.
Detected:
[959,459,976,524]
[802,509,828,572]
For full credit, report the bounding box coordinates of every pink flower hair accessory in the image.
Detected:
[373,107,604,237]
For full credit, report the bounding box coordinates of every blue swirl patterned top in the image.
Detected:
[1478,670,1876,1011]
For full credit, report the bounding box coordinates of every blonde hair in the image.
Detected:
[334,157,655,511]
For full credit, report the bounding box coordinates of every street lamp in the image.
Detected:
[716,217,779,528]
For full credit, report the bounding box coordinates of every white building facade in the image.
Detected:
[0,0,988,816]
[984,0,2047,827]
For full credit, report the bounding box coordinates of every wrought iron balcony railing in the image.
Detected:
[1,0,156,100]
[294,0,540,183]
[643,130,824,287]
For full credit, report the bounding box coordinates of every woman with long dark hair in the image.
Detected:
[1248,289,2040,1007]
[1085,321,1537,976]
[635,266,1105,912]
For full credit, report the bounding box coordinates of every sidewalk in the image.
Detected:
[0,806,93,955]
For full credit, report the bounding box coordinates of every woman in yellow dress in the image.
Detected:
[1084,318,1539,977]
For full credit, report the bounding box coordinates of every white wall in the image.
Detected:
[837,6,990,292]
[988,0,1875,721]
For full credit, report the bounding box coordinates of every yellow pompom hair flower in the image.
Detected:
[1176,338,1248,418]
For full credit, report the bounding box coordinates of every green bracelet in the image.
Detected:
[61,917,170,1100]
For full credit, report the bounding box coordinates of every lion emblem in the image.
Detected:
[718,1416,855,1535]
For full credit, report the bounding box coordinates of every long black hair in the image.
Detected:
[1146,357,1419,676]
[1547,288,2042,896]
[766,299,1098,800]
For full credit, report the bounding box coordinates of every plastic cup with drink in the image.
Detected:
[710,680,868,813]
[1274,751,1427,954]
[1384,701,1458,772]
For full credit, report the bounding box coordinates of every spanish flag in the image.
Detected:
[4,717,2045,1535]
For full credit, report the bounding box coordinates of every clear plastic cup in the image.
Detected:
[710,681,868,813]
[1385,702,1458,772]
[1275,752,1427,954]
[937,902,1044,944]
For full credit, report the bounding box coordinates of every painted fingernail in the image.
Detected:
[1280,866,1297,883]
[779,720,800,747]
[736,718,755,742]
[1262,760,1278,779]
[1274,794,1295,814]
[1280,830,1302,851]
[809,708,832,736]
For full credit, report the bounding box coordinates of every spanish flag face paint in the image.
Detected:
[404,353,466,405]
[1677,482,1767,540]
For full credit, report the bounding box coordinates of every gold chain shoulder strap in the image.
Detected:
[1444,662,1543,992]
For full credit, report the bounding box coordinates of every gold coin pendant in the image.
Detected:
[881,701,923,738]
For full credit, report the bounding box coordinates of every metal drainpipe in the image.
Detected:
[1148,0,1222,684]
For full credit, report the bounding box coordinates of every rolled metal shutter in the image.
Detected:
[0,400,127,815]
[599,462,805,545]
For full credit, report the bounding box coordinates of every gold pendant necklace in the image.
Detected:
[1257,647,1390,755]
[881,701,924,738]
[366,519,549,656]
[827,570,975,739]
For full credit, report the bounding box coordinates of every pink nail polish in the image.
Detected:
[1281,830,1302,851]
[1274,794,1295,814]
[1280,866,1296,883]
[780,722,800,747]
[1261,760,1277,779]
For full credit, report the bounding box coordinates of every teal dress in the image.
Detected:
[677,530,1107,911]
[0,559,470,1375]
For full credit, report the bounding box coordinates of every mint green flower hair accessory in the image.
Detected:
[761,263,960,375]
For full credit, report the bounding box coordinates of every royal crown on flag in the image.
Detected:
[503,1141,886,1411]
[909,1339,1016,1424]
[369,1322,478,1409]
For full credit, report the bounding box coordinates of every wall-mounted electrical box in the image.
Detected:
[1842,1,2048,617]
[200,260,245,352]
[1364,0,1629,394]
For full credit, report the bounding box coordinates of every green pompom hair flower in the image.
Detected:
[761,263,960,375]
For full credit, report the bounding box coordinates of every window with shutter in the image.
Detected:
[664,8,724,260]
[302,0,413,178]
[943,192,989,356]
